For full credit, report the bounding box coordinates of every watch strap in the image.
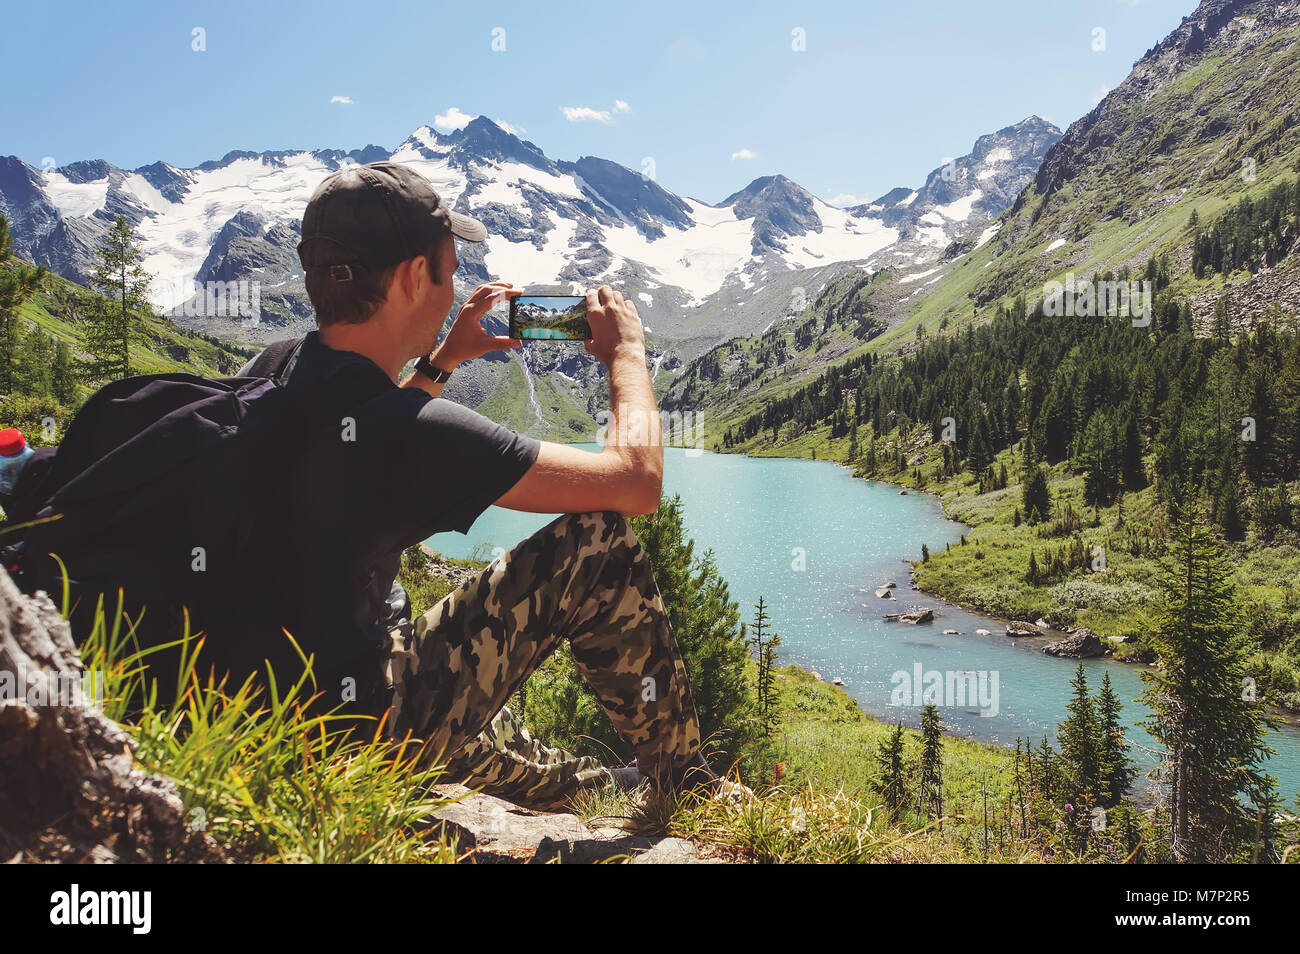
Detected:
[415,355,453,383]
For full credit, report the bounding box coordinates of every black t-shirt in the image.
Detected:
[235,331,540,698]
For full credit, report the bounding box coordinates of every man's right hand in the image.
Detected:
[585,285,645,366]
[494,283,663,517]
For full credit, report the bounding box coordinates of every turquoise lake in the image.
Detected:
[428,446,1300,802]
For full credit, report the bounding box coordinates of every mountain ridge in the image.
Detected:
[0,113,1058,438]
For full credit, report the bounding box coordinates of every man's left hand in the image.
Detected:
[432,282,522,369]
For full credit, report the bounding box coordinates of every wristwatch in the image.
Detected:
[415,355,453,383]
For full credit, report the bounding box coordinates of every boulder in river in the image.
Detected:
[831,677,846,687]
[1042,630,1106,659]
[975,628,992,636]
[900,608,934,624]
[1006,620,1042,637]
[875,588,895,599]
[943,628,960,635]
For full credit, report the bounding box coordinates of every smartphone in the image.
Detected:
[509,295,591,340]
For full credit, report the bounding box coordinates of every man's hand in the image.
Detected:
[432,282,522,370]
[585,285,646,366]
[494,283,663,517]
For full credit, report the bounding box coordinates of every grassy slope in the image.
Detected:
[8,263,257,391]
[472,353,597,441]
[679,21,1300,450]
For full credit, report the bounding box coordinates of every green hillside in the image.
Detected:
[0,257,259,448]
[667,12,1300,442]
[659,4,1300,715]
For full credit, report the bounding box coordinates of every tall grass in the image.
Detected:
[62,564,458,863]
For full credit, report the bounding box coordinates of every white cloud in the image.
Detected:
[731,148,758,160]
[826,192,864,208]
[496,118,525,136]
[562,105,614,123]
[330,95,353,105]
[614,99,631,112]
[434,106,474,131]
[1090,86,1111,106]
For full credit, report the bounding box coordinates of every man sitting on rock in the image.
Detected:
[238,162,742,808]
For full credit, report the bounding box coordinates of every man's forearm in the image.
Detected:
[603,342,663,494]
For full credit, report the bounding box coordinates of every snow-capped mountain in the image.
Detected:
[847,116,1062,265]
[0,114,1059,353]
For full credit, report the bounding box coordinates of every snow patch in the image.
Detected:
[974,222,1001,249]
[900,266,942,284]
[44,173,109,218]
[933,189,982,222]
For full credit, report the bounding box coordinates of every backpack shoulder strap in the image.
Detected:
[244,336,306,383]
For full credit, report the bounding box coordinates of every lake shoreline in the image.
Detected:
[709,444,1299,729]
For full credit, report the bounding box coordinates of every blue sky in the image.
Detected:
[3,0,1199,205]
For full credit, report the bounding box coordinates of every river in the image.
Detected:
[427,445,1300,802]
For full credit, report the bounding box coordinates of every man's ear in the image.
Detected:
[395,256,426,303]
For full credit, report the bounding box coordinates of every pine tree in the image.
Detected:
[0,214,47,393]
[51,340,78,406]
[1096,672,1136,807]
[84,214,151,382]
[15,326,54,396]
[748,596,782,738]
[1140,493,1277,862]
[1058,664,1103,806]
[915,703,944,823]
[1022,466,1051,524]
[1120,406,1145,490]
[873,723,908,823]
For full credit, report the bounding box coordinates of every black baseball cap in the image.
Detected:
[298,161,486,280]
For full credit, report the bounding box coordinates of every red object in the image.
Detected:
[0,428,26,457]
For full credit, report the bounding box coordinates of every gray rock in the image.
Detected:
[426,785,722,864]
[1042,630,1106,659]
[1006,620,1042,637]
[0,568,224,863]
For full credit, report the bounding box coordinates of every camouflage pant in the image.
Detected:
[378,511,704,808]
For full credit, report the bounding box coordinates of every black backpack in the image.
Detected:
[0,338,398,706]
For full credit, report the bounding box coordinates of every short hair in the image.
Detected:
[306,238,447,327]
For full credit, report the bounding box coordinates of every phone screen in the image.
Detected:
[509,295,591,340]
